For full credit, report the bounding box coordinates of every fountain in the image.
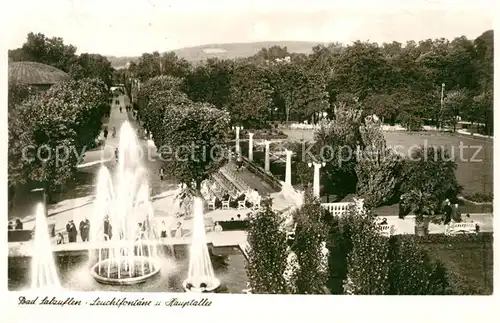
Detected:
[89,121,162,285]
[31,203,61,290]
[183,198,220,292]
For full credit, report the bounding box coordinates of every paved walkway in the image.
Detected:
[9,96,127,221]
[10,95,177,237]
[9,230,248,257]
[228,161,276,195]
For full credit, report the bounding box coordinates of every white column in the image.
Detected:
[264,140,270,173]
[285,149,292,186]
[236,127,241,155]
[233,126,242,156]
[309,162,325,198]
[248,133,254,162]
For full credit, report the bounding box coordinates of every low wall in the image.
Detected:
[321,202,352,217]
[240,155,282,191]
[8,231,248,258]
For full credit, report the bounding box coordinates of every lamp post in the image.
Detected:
[308,161,325,198]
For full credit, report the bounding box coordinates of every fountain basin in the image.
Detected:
[182,277,221,293]
[90,256,160,285]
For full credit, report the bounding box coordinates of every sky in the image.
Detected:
[5,0,494,56]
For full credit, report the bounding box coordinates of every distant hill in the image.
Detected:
[107,41,323,68]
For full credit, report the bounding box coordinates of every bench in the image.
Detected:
[378,225,392,237]
[449,222,478,235]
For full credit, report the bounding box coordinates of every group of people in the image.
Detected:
[157,220,184,238]
[442,199,479,234]
[103,126,117,140]
[65,218,91,243]
[8,219,23,230]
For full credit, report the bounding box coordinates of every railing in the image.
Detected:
[220,165,252,193]
[212,173,239,198]
[239,155,282,191]
[320,202,352,217]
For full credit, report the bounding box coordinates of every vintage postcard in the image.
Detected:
[2,0,496,321]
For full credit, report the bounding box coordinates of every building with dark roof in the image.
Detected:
[8,61,71,90]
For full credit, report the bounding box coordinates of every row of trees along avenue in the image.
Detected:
[9,33,114,204]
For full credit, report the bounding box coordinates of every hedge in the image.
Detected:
[327,212,493,295]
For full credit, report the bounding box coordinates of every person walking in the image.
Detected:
[103,215,112,240]
[115,147,119,162]
[112,127,117,138]
[15,219,23,230]
[160,221,167,238]
[56,233,64,245]
[66,220,78,243]
[79,218,90,242]
[103,127,109,140]
[159,167,165,181]
[236,156,243,171]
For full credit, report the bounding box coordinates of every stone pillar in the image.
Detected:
[309,162,325,198]
[235,126,241,156]
[285,149,292,186]
[248,133,254,162]
[264,140,270,173]
[354,198,365,214]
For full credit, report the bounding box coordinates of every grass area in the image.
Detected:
[418,234,493,295]
[282,129,492,197]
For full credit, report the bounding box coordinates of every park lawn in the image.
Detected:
[418,234,494,295]
[282,129,493,197]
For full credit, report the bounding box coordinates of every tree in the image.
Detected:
[442,89,470,131]
[226,63,273,128]
[471,90,493,135]
[292,189,329,293]
[344,206,390,294]
[333,41,390,100]
[8,78,109,202]
[159,52,190,78]
[400,146,461,214]
[157,102,230,193]
[362,93,398,124]
[69,53,115,87]
[272,62,329,122]
[356,116,403,208]
[8,82,35,112]
[133,51,162,81]
[137,75,184,113]
[245,199,289,293]
[254,45,290,62]
[10,32,77,72]
[142,90,192,142]
[183,58,233,109]
[311,104,363,199]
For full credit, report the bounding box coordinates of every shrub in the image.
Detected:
[342,206,390,294]
[387,235,448,294]
[291,190,329,294]
[245,199,289,294]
